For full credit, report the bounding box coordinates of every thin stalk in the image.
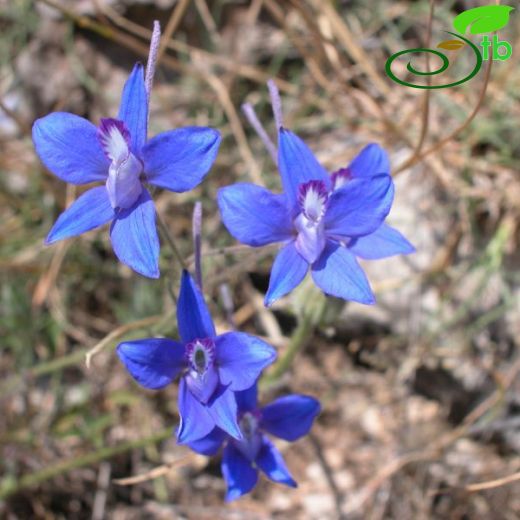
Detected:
[267,78,284,130]
[145,20,161,104]
[0,314,168,398]
[156,0,191,63]
[262,297,326,386]
[0,427,173,499]
[410,0,434,161]
[219,283,236,329]
[192,201,203,289]
[241,102,278,164]
[156,214,187,270]
[395,44,493,174]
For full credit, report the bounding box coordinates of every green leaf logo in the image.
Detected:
[437,39,465,51]
[453,5,514,35]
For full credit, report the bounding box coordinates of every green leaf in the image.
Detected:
[453,5,514,35]
[437,39,465,50]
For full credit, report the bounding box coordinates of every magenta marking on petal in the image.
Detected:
[330,167,351,191]
[297,180,329,223]
[98,118,131,163]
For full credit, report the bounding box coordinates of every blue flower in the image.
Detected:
[218,135,414,306]
[33,63,221,278]
[116,270,277,444]
[188,384,321,501]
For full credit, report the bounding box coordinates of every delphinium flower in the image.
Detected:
[33,31,221,278]
[117,270,277,444]
[218,82,414,306]
[188,383,320,501]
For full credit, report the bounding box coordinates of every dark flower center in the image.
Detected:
[234,410,263,461]
[194,348,206,372]
[185,337,215,375]
[239,411,260,439]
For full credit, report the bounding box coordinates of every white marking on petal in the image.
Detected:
[330,168,351,191]
[105,151,143,209]
[98,118,131,163]
[294,212,326,264]
[298,180,328,223]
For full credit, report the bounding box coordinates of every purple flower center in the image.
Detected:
[330,167,351,191]
[294,180,328,264]
[98,118,143,209]
[234,410,262,460]
[184,338,218,404]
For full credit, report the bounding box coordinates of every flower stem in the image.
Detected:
[0,314,168,398]
[192,201,203,289]
[262,296,326,386]
[219,283,236,329]
[0,427,173,499]
[156,214,187,270]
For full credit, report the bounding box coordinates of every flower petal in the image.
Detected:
[294,213,326,264]
[177,378,216,444]
[177,270,216,344]
[45,186,114,244]
[255,437,297,487]
[185,365,219,405]
[312,241,375,304]
[118,63,148,156]
[222,443,259,501]
[33,113,109,184]
[187,427,226,456]
[109,188,159,278]
[349,223,415,259]
[277,128,330,210]
[324,175,394,238]
[207,385,242,440]
[260,395,320,441]
[216,332,276,391]
[235,385,258,413]
[143,127,221,192]
[116,338,185,390]
[265,242,308,307]
[348,143,390,178]
[217,184,293,247]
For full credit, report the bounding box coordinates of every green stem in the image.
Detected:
[0,315,169,397]
[262,297,326,387]
[0,428,173,499]
[156,214,187,270]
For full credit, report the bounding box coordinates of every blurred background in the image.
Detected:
[1,0,519,518]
